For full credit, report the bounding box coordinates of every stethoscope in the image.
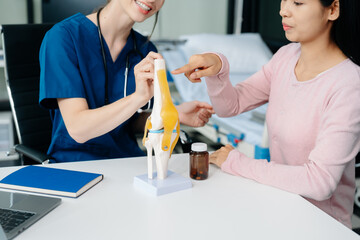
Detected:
[97,8,151,111]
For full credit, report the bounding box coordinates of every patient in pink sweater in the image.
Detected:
[172,0,360,228]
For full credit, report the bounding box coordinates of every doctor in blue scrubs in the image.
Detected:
[39,0,214,162]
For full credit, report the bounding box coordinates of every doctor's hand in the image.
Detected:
[133,52,163,106]
[210,144,234,168]
[171,53,222,82]
[176,101,215,127]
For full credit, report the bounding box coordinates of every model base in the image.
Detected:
[134,171,192,196]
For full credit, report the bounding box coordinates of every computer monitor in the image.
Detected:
[42,0,106,23]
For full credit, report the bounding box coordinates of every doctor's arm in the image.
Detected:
[58,95,148,143]
[57,52,161,143]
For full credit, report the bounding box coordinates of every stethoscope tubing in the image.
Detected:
[97,7,109,105]
[97,8,150,111]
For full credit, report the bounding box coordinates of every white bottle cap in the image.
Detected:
[191,142,207,152]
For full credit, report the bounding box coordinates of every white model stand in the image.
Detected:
[134,59,191,195]
[134,171,192,196]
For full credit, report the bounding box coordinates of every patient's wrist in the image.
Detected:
[213,53,229,77]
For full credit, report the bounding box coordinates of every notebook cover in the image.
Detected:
[0,165,103,197]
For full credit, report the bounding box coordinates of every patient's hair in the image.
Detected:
[320,0,360,66]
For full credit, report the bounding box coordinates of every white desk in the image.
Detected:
[0,154,358,240]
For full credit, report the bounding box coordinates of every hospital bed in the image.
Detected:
[155,33,273,160]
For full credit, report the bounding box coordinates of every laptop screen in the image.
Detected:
[0,190,61,240]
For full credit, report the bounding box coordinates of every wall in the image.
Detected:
[0,0,29,103]
[0,0,28,49]
[34,0,228,39]
[33,0,42,23]
[0,0,28,24]
[134,0,229,39]
[0,0,229,102]
[257,0,288,52]
[241,0,289,53]
[233,0,244,34]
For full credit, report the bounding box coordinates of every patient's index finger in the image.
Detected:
[171,64,194,75]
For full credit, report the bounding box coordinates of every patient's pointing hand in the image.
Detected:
[171,53,222,83]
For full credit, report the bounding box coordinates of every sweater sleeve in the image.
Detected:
[221,85,360,201]
[205,53,273,117]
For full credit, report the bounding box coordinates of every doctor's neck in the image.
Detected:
[97,2,139,44]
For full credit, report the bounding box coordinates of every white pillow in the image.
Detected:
[179,33,273,73]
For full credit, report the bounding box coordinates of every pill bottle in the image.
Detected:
[189,143,209,180]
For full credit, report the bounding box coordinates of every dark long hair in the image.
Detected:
[148,12,159,40]
[320,0,360,66]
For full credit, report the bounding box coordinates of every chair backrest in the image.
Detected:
[1,24,54,162]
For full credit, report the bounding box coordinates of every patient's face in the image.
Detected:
[279,0,333,43]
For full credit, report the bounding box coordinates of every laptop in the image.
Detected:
[0,190,61,239]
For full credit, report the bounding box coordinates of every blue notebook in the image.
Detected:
[0,165,103,198]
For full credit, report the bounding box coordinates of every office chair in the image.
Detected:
[355,153,360,209]
[1,24,54,165]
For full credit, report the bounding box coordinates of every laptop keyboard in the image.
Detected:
[0,208,35,233]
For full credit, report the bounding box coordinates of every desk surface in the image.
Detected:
[0,154,358,240]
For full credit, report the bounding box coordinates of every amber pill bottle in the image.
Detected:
[189,143,209,180]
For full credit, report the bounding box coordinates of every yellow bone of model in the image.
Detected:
[158,69,180,153]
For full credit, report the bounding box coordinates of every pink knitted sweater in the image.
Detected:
[205,43,360,228]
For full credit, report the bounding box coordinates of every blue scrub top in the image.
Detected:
[39,13,157,162]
